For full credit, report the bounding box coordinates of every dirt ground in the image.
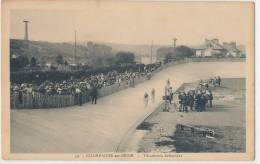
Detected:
[137,78,246,153]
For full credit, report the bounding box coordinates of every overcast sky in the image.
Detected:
[10,1,253,46]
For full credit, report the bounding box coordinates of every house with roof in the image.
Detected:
[222,42,241,57]
[195,39,242,57]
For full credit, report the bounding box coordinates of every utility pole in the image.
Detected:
[173,38,177,48]
[74,30,77,65]
[150,40,153,64]
[23,20,29,41]
[23,20,30,56]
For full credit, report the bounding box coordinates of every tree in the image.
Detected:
[30,57,37,67]
[115,52,135,64]
[56,55,64,65]
[165,52,174,60]
[156,45,194,62]
[104,56,116,66]
[173,46,194,58]
[164,52,174,63]
[156,47,174,62]
[64,60,68,65]
[10,55,29,71]
[86,41,114,67]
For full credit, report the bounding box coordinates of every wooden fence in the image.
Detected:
[10,76,147,109]
[158,57,246,71]
[11,92,82,109]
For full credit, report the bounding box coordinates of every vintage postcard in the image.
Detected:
[1,0,254,161]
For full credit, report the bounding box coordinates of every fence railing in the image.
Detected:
[183,57,246,63]
[11,93,77,109]
[11,76,147,109]
[160,57,245,70]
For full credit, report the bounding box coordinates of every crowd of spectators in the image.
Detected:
[10,66,158,97]
[177,76,221,112]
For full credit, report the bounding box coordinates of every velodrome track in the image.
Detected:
[11,62,246,153]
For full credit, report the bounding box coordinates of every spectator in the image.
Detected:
[187,91,195,111]
[217,76,222,86]
[144,92,149,107]
[151,88,155,103]
[90,86,98,104]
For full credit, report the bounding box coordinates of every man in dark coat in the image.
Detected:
[195,91,202,112]
[18,89,23,104]
[178,92,183,112]
[183,92,189,112]
[169,87,174,104]
[178,92,187,112]
[208,90,213,107]
[90,86,98,104]
[187,91,195,111]
[200,94,207,111]
[217,76,221,86]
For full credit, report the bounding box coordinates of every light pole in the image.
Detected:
[23,20,30,55]
[173,38,177,48]
[150,40,153,64]
[23,20,29,41]
[74,30,77,65]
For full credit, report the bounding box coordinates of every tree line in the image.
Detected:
[10,51,136,72]
[10,39,195,72]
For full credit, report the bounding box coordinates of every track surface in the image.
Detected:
[11,62,246,153]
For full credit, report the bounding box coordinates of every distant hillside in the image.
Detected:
[11,39,86,63]
[10,39,168,66]
[10,39,115,66]
[80,41,164,57]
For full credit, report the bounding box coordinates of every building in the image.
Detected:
[222,42,241,57]
[195,39,242,57]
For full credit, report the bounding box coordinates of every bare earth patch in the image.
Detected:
[137,78,245,153]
